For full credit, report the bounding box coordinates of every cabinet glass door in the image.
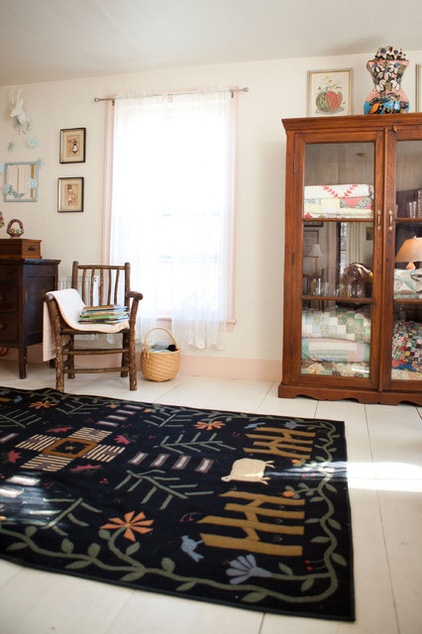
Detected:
[301,142,375,379]
[392,140,422,382]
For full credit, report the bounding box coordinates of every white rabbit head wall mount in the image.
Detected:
[9,90,31,134]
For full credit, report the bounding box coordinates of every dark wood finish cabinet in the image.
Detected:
[279,113,422,405]
[0,259,60,378]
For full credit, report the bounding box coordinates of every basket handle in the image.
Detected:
[143,327,178,350]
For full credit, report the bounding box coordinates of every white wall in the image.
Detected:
[1,50,421,378]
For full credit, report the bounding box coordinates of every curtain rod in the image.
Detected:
[94,86,249,104]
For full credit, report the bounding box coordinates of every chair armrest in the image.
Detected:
[44,292,55,303]
[43,292,62,338]
[126,291,143,328]
[126,291,144,302]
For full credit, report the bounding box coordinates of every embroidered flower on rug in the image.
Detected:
[29,400,57,409]
[194,420,225,431]
[101,510,154,542]
[226,554,272,584]
[282,487,300,499]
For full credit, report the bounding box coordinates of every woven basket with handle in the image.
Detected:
[140,327,180,381]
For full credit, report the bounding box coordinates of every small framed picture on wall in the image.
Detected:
[58,177,84,212]
[60,127,86,163]
[308,69,353,117]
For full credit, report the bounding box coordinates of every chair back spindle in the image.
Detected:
[71,262,130,308]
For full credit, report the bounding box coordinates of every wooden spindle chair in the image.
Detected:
[44,262,143,392]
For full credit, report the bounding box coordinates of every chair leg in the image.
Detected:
[68,335,75,379]
[128,335,137,390]
[55,337,65,393]
[121,332,129,378]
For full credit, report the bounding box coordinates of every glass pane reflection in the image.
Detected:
[303,222,373,298]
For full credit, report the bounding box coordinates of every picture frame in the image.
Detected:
[416,65,422,112]
[58,177,84,212]
[304,220,323,228]
[59,127,86,163]
[303,229,319,253]
[308,69,353,117]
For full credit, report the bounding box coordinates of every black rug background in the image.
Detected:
[0,387,354,621]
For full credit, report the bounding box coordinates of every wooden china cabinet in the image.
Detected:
[279,113,422,405]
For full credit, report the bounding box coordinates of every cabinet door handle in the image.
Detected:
[388,209,394,231]
[376,210,382,230]
[0,294,4,303]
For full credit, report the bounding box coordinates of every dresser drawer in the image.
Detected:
[0,239,41,259]
[0,314,18,342]
[0,264,20,282]
[0,284,18,311]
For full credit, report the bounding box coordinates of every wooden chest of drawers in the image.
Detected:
[0,259,60,378]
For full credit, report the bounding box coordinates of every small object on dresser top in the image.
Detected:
[0,238,41,259]
[6,218,24,238]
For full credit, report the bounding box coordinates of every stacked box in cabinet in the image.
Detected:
[0,258,60,378]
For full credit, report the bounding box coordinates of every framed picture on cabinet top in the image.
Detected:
[60,127,86,163]
[58,177,84,212]
[308,68,353,117]
[416,65,422,112]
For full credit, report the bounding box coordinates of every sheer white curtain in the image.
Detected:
[347,222,366,263]
[109,89,237,350]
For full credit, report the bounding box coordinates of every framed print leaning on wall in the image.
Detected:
[60,128,86,163]
[308,69,353,117]
[58,177,84,212]
[416,65,422,112]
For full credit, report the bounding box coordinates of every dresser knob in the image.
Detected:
[0,324,5,330]
[0,295,4,302]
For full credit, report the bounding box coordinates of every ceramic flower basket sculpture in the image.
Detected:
[6,219,24,238]
[364,46,409,115]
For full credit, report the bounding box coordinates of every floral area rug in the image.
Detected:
[0,386,354,621]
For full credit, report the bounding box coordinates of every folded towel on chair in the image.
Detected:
[43,288,130,361]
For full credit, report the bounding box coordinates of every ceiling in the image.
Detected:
[1,0,422,86]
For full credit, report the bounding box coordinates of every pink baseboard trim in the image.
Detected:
[4,346,281,383]
[179,355,281,382]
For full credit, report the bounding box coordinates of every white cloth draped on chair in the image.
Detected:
[43,288,129,361]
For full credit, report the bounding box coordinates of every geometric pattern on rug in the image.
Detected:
[0,386,354,621]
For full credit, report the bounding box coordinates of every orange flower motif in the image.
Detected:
[29,400,56,410]
[282,490,296,498]
[195,420,225,431]
[101,511,154,542]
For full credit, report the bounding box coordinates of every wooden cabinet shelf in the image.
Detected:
[279,113,422,406]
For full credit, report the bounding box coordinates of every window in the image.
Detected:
[108,89,238,350]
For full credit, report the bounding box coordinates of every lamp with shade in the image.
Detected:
[395,236,422,270]
[306,243,323,274]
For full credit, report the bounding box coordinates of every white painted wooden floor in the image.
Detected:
[0,361,421,634]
